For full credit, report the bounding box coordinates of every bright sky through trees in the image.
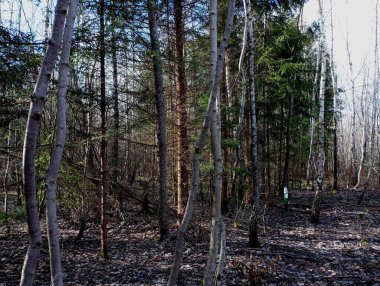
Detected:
[304,0,378,93]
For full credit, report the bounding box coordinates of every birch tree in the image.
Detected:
[167,0,236,284]
[310,0,326,225]
[306,36,320,187]
[45,0,78,283]
[347,34,358,186]
[21,0,68,284]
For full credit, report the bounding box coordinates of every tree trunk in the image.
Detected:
[244,0,260,248]
[347,35,358,186]
[174,0,189,221]
[329,0,339,190]
[45,0,78,284]
[282,92,294,191]
[203,0,221,283]
[306,37,320,186]
[147,0,170,240]
[3,124,10,214]
[111,0,120,210]
[20,1,68,284]
[310,0,326,225]
[99,0,109,260]
[167,1,236,284]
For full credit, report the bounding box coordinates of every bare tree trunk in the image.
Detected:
[356,82,369,189]
[203,0,223,282]
[282,93,294,192]
[243,0,260,248]
[310,0,326,225]
[21,1,68,284]
[203,0,219,283]
[111,0,120,210]
[365,0,379,191]
[174,0,189,221]
[329,1,338,190]
[3,124,11,214]
[99,0,109,260]
[233,21,247,208]
[45,0,78,283]
[147,0,169,240]
[167,1,236,284]
[347,35,358,186]
[306,37,320,186]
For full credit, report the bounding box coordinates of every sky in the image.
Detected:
[303,0,379,93]
[2,0,378,95]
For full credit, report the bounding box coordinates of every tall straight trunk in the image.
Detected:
[167,1,236,284]
[174,0,189,220]
[282,93,294,190]
[329,0,338,190]
[45,0,78,283]
[3,124,11,214]
[21,1,68,284]
[244,0,260,248]
[99,0,109,259]
[306,38,320,186]
[277,104,284,192]
[356,82,369,189]
[221,64,229,215]
[203,0,223,283]
[347,37,358,186]
[310,0,326,224]
[111,0,120,207]
[147,0,169,240]
[233,20,247,208]
[365,0,379,189]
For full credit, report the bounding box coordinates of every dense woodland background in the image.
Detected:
[0,0,379,285]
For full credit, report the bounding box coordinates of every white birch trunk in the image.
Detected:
[45,0,78,284]
[347,36,358,185]
[167,1,236,284]
[21,0,68,284]
[310,0,326,224]
[306,37,320,186]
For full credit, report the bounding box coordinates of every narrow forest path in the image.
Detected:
[0,188,379,285]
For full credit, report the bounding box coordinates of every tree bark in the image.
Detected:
[329,0,338,190]
[310,0,326,225]
[174,0,189,221]
[99,0,109,260]
[147,0,170,240]
[203,0,222,282]
[282,92,294,191]
[45,0,78,284]
[306,36,320,187]
[111,0,120,210]
[347,34,358,186]
[167,1,236,284]
[245,0,260,248]
[233,18,247,208]
[20,0,68,284]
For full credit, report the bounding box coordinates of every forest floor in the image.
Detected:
[0,188,380,286]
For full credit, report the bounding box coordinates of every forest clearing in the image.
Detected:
[1,0,380,285]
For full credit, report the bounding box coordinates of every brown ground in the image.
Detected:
[1,188,379,285]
